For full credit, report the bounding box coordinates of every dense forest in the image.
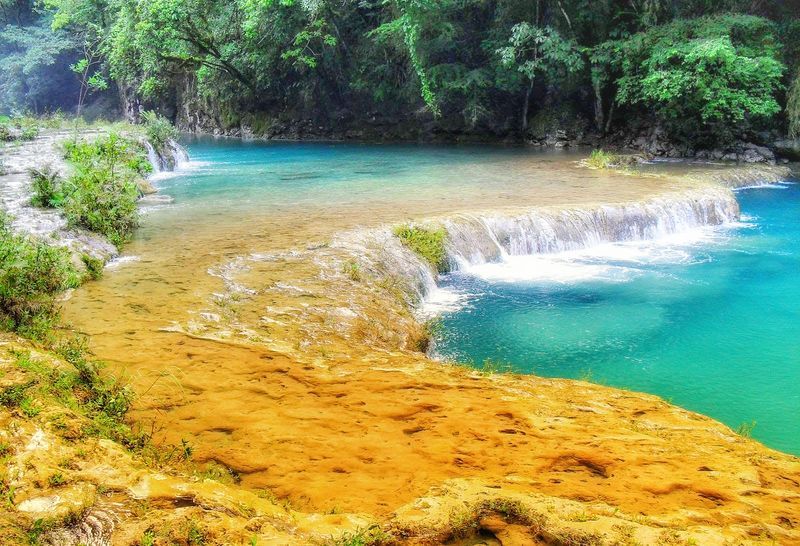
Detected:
[1,0,799,151]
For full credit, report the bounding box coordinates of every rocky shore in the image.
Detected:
[0,129,186,267]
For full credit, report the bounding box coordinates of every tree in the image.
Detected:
[0,16,78,113]
[70,37,107,116]
[497,23,583,131]
[605,15,785,143]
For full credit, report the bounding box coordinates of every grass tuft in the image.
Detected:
[586,149,620,169]
[29,166,64,208]
[393,224,448,273]
[323,524,392,546]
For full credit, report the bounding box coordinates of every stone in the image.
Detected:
[773,139,800,160]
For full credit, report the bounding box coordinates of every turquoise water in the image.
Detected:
[148,138,671,227]
[155,138,581,210]
[434,183,800,455]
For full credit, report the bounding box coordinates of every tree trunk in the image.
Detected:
[593,79,604,131]
[522,78,534,133]
[604,100,615,135]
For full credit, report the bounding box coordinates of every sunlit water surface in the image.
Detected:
[434,183,800,454]
[61,138,798,467]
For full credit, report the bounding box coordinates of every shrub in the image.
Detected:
[62,134,143,246]
[141,110,178,152]
[595,15,785,144]
[343,260,362,281]
[0,213,80,337]
[81,254,104,280]
[29,166,64,208]
[586,149,619,169]
[63,170,139,246]
[393,224,448,273]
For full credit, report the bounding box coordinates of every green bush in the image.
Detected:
[595,15,785,144]
[141,110,178,152]
[586,149,618,169]
[81,254,104,280]
[62,133,144,246]
[0,213,80,337]
[63,170,139,247]
[393,224,448,273]
[29,166,64,208]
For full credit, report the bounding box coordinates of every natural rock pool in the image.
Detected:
[433,182,800,454]
[58,137,797,513]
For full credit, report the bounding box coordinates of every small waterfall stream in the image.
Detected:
[144,141,161,173]
[442,186,739,270]
[344,185,743,313]
[143,138,188,172]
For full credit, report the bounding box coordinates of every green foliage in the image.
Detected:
[140,529,156,546]
[598,15,785,143]
[0,213,80,337]
[61,133,143,246]
[186,519,207,545]
[80,253,104,280]
[47,472,66,487]
[141,110,178,151]
[29,166,64,208]
[586,149,619,169]
[498,24,583,83]
[343,259,362,282]
[736,420,757,438]
[281,19,337,70]
[38,335,137,444]
[19,0,800,144]
[0,17,79,114]
[0,115,40,141]
[393,224,448,273]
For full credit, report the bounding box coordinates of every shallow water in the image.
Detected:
[64,138,684,362]
[55,138,799,510]
[434,183,800,455]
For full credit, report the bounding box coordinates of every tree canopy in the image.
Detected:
[2,0,799,144]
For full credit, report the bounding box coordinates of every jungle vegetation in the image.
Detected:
[1,0,799,144]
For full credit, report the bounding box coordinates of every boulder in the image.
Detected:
[773,139,800,161]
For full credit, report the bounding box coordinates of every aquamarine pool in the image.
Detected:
[434,182,800,454]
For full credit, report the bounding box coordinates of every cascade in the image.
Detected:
[345,186,742,312]
[143,140,162,173]
[143,138,189,172]
[442,186,740,269]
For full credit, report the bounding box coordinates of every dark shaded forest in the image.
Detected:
[2,0,799,151]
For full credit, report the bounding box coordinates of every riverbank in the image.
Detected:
[2,133,799,544]
[0,125,186,266]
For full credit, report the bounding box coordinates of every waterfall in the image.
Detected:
[168,139,189,168]
[143,138,189,173]
[690,165,792,189]
[144,141,162,173]
[442,186,740,269]
[337,185,742,315]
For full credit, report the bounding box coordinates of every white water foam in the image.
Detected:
[412,188,754,315]
[420,285,473,318]
[148,160,210,182]
[105,255,141,269]
[457,224,741,285]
